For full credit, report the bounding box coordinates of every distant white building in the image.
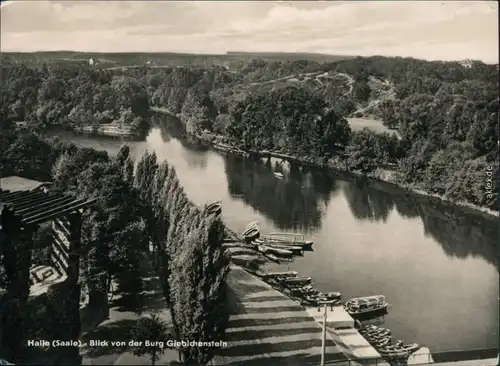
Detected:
[88,58,94,67]
[459,59,472,69]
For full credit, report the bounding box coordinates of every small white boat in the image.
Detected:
[274,172,284,179]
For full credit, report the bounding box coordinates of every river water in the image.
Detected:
[51,116,498,353]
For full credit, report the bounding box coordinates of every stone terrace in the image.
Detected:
[212,266,354,366]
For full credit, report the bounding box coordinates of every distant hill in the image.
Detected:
[225,51,355,63]
[0,51,356,69]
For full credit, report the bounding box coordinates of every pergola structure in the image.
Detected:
[0,184,95,364]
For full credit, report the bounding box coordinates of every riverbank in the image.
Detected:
[193,130,498,218]
[151,103,494,216]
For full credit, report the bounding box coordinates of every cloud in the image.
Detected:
[1,0,498,63]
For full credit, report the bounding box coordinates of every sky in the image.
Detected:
[1,0,498,63]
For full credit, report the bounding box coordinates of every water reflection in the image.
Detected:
[417,202,498,269]
[225,153,498,271]
[153,113,209,170]
[342,178,395,222]
[223,155,338,232]
[344,178,498,270]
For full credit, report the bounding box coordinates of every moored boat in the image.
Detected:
[377,343,420,358]
[257,244,293,256]
[399,343,420,354]
[277,276,312,286]
[358,325,389,333]
[261,236,313,249]
[265,243,303,254]
[261,252,282,263]
[369,336,391,348]
[284,284,317,293]
[321,291,342,300]
[360,328,391,340]
[261,271,298,279]
[206,200,222,215]
[273,172,284,179]
[306,291,342,303]
[245,221,259,230]
[242,221,260,237]
[345,295,389,317]
[263,233,314,249]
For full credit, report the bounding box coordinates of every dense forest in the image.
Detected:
[0,124,230,365]
[1,54,498,211]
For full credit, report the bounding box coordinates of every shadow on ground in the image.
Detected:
[81,318,140,358]
[225,351,348,366]
[109,292,166,314]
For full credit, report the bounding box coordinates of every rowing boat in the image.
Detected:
[261,271,298,279]
[257,244,293,256]
[206,200,222,215]
[277,276,312,285]
[265,243,303,254]
[263,233,314,248]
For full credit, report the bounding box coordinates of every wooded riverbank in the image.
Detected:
[150,104,498,218]
[179,121,499,219]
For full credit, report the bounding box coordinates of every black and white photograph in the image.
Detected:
[0,1,498,365]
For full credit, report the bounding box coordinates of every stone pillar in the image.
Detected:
[0,207,34,364]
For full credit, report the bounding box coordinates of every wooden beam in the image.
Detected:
[12,193,60,211]
[21,199,85,224]
[0,190,25,201]
[4,191,47,206]
[25,200,95,225]
[16,196,75,216]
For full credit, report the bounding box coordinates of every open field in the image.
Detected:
[347,117,400,138]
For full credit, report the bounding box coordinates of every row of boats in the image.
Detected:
[241,221,314,262]
[235,219,422,364]
[259,271,421,362]
[258,271,389,317]
[259,271,342,306]
[357,324,421,360]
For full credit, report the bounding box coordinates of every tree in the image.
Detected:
[169,213,230,365]
[3,134,54,181]
[131,313,171,366]
[117,144,131,168]
[316,109,351,156]
[346,129,383,173]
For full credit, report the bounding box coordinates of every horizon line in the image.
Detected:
[0,50,497,65]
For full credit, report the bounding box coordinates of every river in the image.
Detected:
[51,115,498,354]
